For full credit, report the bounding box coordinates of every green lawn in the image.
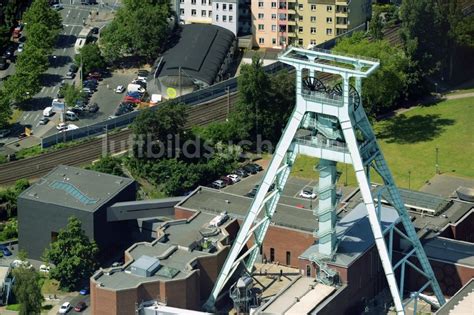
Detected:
[291,97,474,190]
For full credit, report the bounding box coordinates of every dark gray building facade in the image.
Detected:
[18,165,137,259]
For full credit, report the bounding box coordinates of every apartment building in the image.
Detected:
[252,0,371,49]
[179,0,213,24]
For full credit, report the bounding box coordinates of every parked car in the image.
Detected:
[58,302,71,314]
[235,168,249,178]
[243,164,258,175]
[39,117,49,125]
[87,71,102,80]
[249,163,263,171]
[82,87,93,95]
[83,79,98,86]
[79,287,90,295]
[299,189,316,199]
[114,85,125,93]
[17,43,24,53]
[18,132,29,139]
[220,176,233,186]
[91,27,99,34]
[0,57,7,70]
[56,123,68,131]
[212,180,226,189]
[0,129,11,138]
[65,70,75,79]
[11,259,32,269]
[0,245,11,257]
[69,64,78,72]
[87,102,99,113]
[74,301,87,312]
[4,46,15,59]
[227,174,241,183]
[39,264,50,273]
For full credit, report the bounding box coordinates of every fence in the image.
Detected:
[41,61,292,148]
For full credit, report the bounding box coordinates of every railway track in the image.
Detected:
[0,93,239,185]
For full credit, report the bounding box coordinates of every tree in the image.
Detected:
[400,0,446,92]
[75,43,106,74]
[86,156,125,177]
[12,268,44,315]
[231,56,271,142]
[44,217,99,291]
[100,0,172,62]
[333,32,409,115]
[22,0,62,34]
[25,22,58,51]
[3,70,42,103]
[15,45,49,74]
[0,89,12,128]
[131,103,187,158]
[60,83,83,107]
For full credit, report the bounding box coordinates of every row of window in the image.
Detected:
[257,2,335,12]
[258,25,332,35]
[216,3,233,11]
[258,37,320,45]
[180,9,213,18]
[181,0,212,5]
[257,14,334,24]
[216,14,234,23]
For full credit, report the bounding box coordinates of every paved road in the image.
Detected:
[0,3,117,147]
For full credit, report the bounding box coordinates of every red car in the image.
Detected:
[74,301,87,312]
[123,95,141,103]
[87,72,102,81]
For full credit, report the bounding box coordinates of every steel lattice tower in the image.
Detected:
[204,47,446,313]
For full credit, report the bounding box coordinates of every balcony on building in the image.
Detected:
[336,4,348,17]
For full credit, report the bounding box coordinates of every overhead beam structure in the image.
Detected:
[204,47,446,314]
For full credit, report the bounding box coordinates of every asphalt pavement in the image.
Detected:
[0,2,117,148]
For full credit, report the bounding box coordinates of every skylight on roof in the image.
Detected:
[49,180,98,205]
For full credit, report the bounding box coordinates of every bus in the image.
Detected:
[74,26,93,54]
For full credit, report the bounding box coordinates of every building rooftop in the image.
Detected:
[177,187,316,233]
[158,24,235,86]
[423,237,474,268]
[436,279,474,315]
[258,277,336,314]
[300,203,399,267]
[92,212,231,290]
[19,165,134,212]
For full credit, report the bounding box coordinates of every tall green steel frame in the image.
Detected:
[203,47,446,314]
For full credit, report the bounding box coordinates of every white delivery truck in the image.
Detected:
[43,107,54,117]
[127,83,145,94]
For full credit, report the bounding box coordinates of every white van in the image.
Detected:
[43,107,54,117]
[65,111,78,121]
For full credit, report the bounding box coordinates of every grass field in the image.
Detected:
[291,97,474,190]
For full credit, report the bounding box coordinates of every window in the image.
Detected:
[286,251,291,265]
[258,13,264,19]
[310,39,316,45]
[258,1,264,8]
[327,5,332,12]
[298,15,303,22]
[259,37,265,44]
[209,10,212,17]
[191,9,196,16]
[191,0,196,4]
[298,38,303,45]
[229,4,233,11]
[229,15,233,22]
[272,25,276,32]
[270,247,275,261]
[327,17,332,23]
[201,10,206,17]
[215,14,218,21]
[271,13,277,20]
[201,0,206,4]
[223,3,226,10]
[272,38,277,45]
[298,26,303,33]
[258,24,264,30]
[271,2,277,8]
[180,0,184,3]
[180,8,184,15]
[326,28,333,35]
[311,4,316,11]
[306,265,311,277]
[216,3,219,9]
[298,4,303,10]
[223,15,227,22]
[311,27,316,34]
[311,16,316,23]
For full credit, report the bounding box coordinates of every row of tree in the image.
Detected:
[100,0,173,63]
[0,0,62,127]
